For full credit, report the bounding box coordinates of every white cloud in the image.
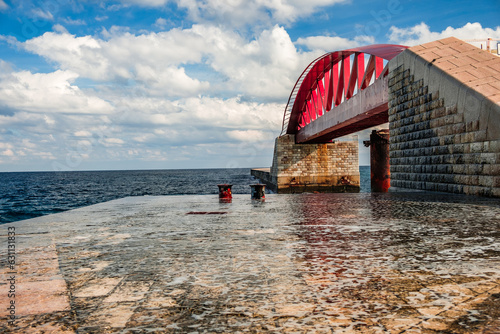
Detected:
[0,35,20,48]
[1,15,385,170]
[389,22,500,46]
[110,95,282,138]
[44,115,55,125]
[101,26,208,66]
[226,130,272,142]
[24,32,109,81]
[0,98,280,169]
[23,28,209,94]
[0,88,282,168]
[112,0,348,27]
[295,35,375,52]
[198,24,308,99]
[0,22,329,169]
[0,68,113,114]
[32,8,54,21]
[0,142,13,150]
[103,138,125,145]
[62,18,87,25]
[154,18,168,29]
[175,0,348,27]
[0,59,12,73]
[0,0,8,11]
[120,0,169,6]
[75,130,92,137]
[32,151,56,159]
[52,24,69,34]
[21,139,36,149]
[1,149,14,156]
[20,25,313,99]
[182,96,283,130]
[134,65,210,97]
[2,0,499,172]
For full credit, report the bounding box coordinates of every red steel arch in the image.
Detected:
[282,44,408,135]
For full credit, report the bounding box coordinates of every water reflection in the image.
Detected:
[288,193,500,332]
[10,193,500,333]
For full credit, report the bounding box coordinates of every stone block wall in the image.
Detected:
[388,37,500,197]
[269,134,359,193]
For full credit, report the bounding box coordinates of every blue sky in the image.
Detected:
[0,0,499,171]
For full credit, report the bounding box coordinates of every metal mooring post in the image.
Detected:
[367,129,390,192]
[250,184,266,200]
[218,184,232,201]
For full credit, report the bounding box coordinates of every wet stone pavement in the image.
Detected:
[0,193,499,333]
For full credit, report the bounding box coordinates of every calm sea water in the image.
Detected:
[0,167,371,224]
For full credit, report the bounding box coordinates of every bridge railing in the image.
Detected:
[281,45,408,137]
[281,54,326,136]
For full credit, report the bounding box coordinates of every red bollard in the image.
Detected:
[370,130,390,192]
[218,184,232,202]
[250,184,265,200]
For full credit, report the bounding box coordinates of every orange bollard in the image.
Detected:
[218,184,232,201]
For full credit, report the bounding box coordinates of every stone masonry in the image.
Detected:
[266,134,359,193]
[388,37,500,197]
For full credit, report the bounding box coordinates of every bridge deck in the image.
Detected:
[296,76,389,143]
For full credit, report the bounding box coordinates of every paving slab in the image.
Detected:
[0,193,499,333]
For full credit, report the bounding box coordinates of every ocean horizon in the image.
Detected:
[0,167,371,224]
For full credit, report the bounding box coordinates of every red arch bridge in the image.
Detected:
[254,37,500,195]
[282,44,408,143]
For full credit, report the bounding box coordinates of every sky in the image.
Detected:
[0,0,499,172]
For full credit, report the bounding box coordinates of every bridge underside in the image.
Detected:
[296,76,389,143]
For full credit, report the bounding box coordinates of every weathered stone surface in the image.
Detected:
[1,194,500,333]
[258,134,360,193]
[388,37,500,197]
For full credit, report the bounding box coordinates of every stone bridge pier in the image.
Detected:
[251,134,360,193]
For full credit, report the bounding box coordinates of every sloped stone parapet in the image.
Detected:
[250,168,275,191]
[388,37,500,197]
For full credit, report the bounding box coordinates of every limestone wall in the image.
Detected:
[388,37,500,197]
[270,134,359,193]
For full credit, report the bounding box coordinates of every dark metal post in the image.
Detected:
[370,129,390,192]
[250,184,265,200]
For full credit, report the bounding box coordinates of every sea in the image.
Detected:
[0,166,371,224]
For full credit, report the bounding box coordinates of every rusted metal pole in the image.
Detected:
[250,184,265,200]
[218,184,232,201]
[370,129,390,192]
